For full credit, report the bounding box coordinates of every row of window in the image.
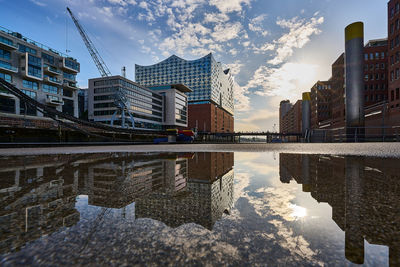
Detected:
[64,58,80,71]
[365,94,387,102]
[364,52,385,61]
[364,84,387,90]
[365,63,386,71]
[93,110,162,122]
[365,73,385,81]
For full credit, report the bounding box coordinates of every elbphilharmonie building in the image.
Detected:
[135,53,234,132]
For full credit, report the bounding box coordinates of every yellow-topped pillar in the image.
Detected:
[345,22,365,142]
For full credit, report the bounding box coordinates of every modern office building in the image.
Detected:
[0,26,80,117]
[88,75,191,130]
[279,100,292,133]
[135,53,235,132]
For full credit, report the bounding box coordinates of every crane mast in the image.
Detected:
[66,7,134,128]
[66,7,111,77]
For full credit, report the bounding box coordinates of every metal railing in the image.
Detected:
[309,126,400,142]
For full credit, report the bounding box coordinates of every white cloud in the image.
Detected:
[268,15,324,65]
[248,14,268,36]
[107,0,127,6]
[211,22,242,42]
[203,13,230,24]
[30,0,46,6]
[209,0,252,14]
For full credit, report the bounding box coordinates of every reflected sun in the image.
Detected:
[289,204,307,219]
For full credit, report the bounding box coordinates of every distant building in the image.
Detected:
[310,81,332,129]
[78,88,88,120]
[135,53,234,132]
[0,26,80,117]
[279,100,292,133]
[281,100,302,135]
[330,53,346,129]
[88,75,191,130]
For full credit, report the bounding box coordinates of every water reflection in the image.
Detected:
[280,153,400,266]
[0,152,234,254]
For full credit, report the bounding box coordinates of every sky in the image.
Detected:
[0,0,388,131]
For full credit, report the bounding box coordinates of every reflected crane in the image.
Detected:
[66,7,135,128]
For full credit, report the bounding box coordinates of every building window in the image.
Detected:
[364,74,368,81]
[0,72,11,83]
[42,84,58,94]
[18,44,37,55]
[397,88,400,100]
[370,53,373,60]
[391,71,394,81]
[381,63,385,69]
[397,68,399,80]
[0,49,11,60]
[42,53,54,65]
[392,90,395,101]
[391,23,395,34]
[364,53,368,61]
[391,55,394,65]
[381,52,385,59]
[22,80,38,90]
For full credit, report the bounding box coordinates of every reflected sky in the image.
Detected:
[0,152,398,266]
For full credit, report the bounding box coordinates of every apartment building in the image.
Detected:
[0,26,80,117]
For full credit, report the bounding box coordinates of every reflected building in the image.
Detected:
[0,155,80,254]
[0,152,234,254]
[135,152,234,229]
[279,153,400,266]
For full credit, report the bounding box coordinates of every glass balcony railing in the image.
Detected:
[44,76,62,84]
[0,36,17,49]
[44,65,61,74]
[0,60,18,72]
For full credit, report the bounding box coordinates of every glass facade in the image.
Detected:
[91,77,164,130]
[27,54,42,78]
[64,58,80,72]
[135,53,234,115]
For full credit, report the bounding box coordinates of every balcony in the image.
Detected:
[0,60,18,73]
[46,98,64,106]
[44,66,61,75]
[62,58,80,73]
[63,81,78,90]
[44,76,62,85]
[0,38,17,50]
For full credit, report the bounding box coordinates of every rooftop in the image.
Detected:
[147,84,193,93]
[0,25,77,61]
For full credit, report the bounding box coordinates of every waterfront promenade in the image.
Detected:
[1,143,400,157]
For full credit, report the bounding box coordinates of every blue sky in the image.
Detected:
[0,0,387,131]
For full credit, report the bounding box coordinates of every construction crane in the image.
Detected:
[66,7,134,128]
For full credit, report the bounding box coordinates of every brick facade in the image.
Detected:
[188,103,234,133]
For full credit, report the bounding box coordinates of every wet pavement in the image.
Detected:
[0,151,399,266]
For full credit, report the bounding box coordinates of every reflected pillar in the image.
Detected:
[345,157,364,264]
[301,154,311,192]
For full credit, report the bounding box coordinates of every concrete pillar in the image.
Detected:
[302,92,311,135]
[345,22,365,141]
